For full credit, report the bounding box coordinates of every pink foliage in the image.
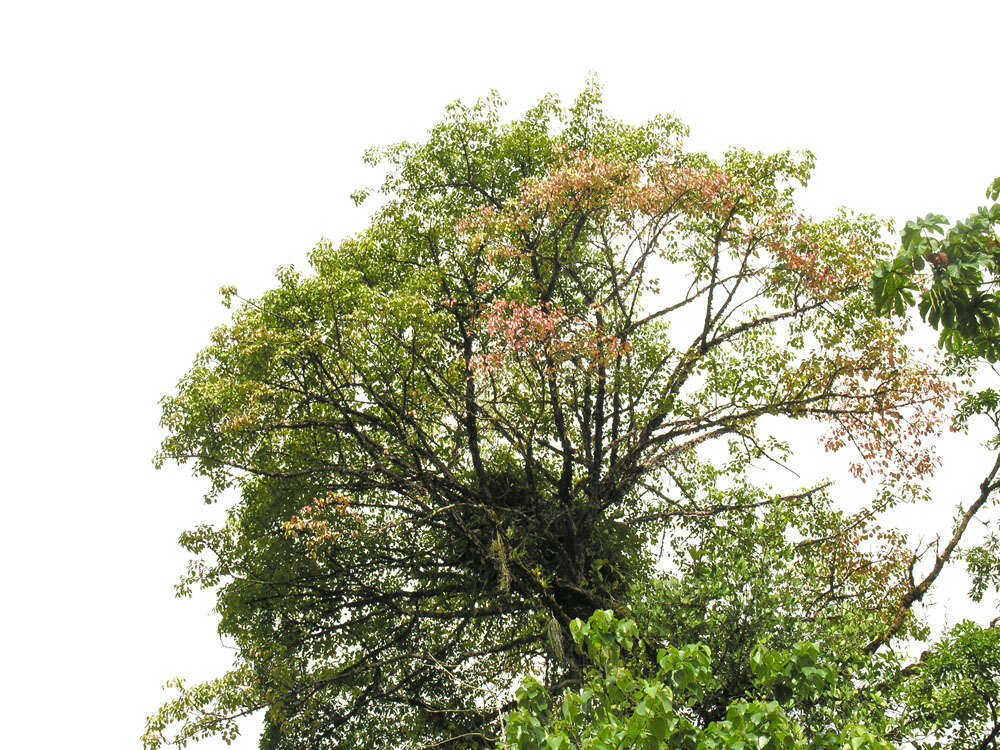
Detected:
[471,298,628,375]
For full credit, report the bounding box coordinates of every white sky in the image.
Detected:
[2,2,998,747]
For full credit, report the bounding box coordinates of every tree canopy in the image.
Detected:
[145,84,999,749]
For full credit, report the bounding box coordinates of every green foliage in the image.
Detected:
[871,177,1000,360]
[501,611,894,750]
[896,621,1000,749]
[964,534,1000,603]
[625,478,920,726]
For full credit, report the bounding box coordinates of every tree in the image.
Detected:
[864,179,1000,748]
[145,83,966,749]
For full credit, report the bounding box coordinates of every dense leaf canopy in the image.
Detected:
[145,85,998,749]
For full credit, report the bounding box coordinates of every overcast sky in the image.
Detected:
[2,2,998,747]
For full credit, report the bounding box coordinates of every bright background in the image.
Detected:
[2,2,998,746]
